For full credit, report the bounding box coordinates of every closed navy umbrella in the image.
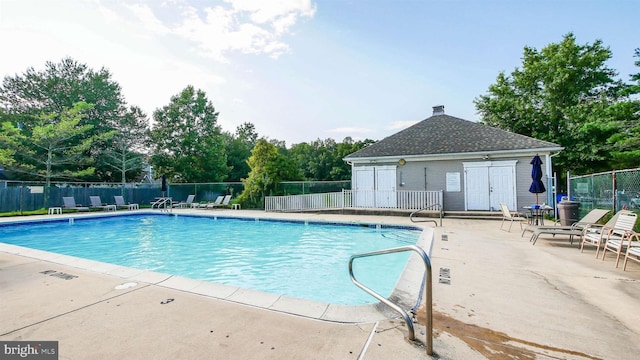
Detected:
[161,174,167,197]
[529,154,546,204]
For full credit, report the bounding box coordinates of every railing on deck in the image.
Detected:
[264,192,347,211]
[410,204,443,227]
[349,245,433,355]
[265,190,443,212]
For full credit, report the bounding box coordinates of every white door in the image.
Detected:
[489,166,516,210]
[375,167,397,208]
[353,167,374,207]
[464,161,517,211]
[465,167,490,210]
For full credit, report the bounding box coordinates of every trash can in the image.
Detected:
[557,201,580,226]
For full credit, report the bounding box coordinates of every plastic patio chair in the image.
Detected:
[526,208,611,245]
[622,233,640,271]
[499,203,528,232]
[62,196,90,212]
[89,196,115,211]
[173,194,196,208]
[114,196,139,210]
[581,210,637,259]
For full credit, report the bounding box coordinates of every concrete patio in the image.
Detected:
[1,209,639,359]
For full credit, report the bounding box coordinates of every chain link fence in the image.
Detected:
[569,168,640,219]
[0,180,352,213]
[279,180,351,195]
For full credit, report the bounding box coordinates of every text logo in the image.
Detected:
[1,341,58,359]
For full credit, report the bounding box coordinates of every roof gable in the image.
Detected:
[345,114,561,159]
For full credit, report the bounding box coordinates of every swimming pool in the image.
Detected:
[0,214,422,305]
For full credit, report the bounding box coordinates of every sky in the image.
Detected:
[1,0,638,146]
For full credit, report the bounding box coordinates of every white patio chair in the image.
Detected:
[622,233,640,271]
[499,203,528,232]
[581,210,637,259]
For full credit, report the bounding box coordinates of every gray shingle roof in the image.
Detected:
[345,114,561,159]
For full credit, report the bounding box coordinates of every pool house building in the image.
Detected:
[265,106,563,213]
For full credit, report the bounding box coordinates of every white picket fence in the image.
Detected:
[265,190,443,212]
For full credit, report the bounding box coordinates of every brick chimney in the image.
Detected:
[432,105,445,116]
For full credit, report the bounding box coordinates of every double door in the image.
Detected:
[465,162,516,211]
[353,165,396,208]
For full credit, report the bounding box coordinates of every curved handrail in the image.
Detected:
[151,197,173,211]
[348,245,433,355]
[410,203,442,226]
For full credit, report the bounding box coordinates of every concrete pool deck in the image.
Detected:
[1,209,640,359]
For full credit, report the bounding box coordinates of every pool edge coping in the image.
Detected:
[0,210,435,324]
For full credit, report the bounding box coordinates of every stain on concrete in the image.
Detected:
[415,305,602,360]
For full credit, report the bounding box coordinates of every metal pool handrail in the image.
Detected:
[410,203,442,227]
[348,245,433,355]
[151,197,172,211]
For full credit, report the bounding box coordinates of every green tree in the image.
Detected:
[331,137,375,180]
[102,106,150,188]
[235,122,258,144]
[289,137,375,180]
[238,138,301,208]
[148,86,229,182]
[225,122,258,181]
[0,58,127,180]
[474,33,626,177]
[610,48,640,169]
[289,141,315,179]
[621,48,640,96]
[1,102,109,205]
[0,112,20,167]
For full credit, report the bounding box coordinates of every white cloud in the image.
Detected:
[97,3,123,24]
[119,0,316,62]
[327,127,374,134]
[125,3,171,35]
[387,120,419,130]
[225,0,317,25]
[272,12,299,35]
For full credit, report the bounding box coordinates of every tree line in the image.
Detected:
[475,33,640,179]
[1,33,639,207]
[0,59,372,207]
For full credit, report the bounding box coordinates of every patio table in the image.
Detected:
[523,205,554,226]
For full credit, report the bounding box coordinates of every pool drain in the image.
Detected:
[439,268,451,285]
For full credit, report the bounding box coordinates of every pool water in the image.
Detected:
[0,214,421,305]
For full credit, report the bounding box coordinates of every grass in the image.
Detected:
[0,208,48,217]
[0,204,156,218]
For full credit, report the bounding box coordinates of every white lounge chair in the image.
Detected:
[622,233,640,271]
[499,203,528,232]
[62,197,89,212]
[89,196,115,211]
[601,212,639,267]
[114,195,139,210]
[602,230,638,268]
[208,195,231,209]
[581,210,637,259]
[173,194,196,208]
[203,196,224,209]
[523,208,610,236]
[526,208,611,245]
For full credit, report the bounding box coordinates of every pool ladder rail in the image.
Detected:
[409,203,442,227]
[348,245,433,356]
[151,197,173,211]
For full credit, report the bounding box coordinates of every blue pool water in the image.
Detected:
[0,214,421,305]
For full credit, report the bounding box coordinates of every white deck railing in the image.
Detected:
[265,190,443,212]
[264,192,347,212]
